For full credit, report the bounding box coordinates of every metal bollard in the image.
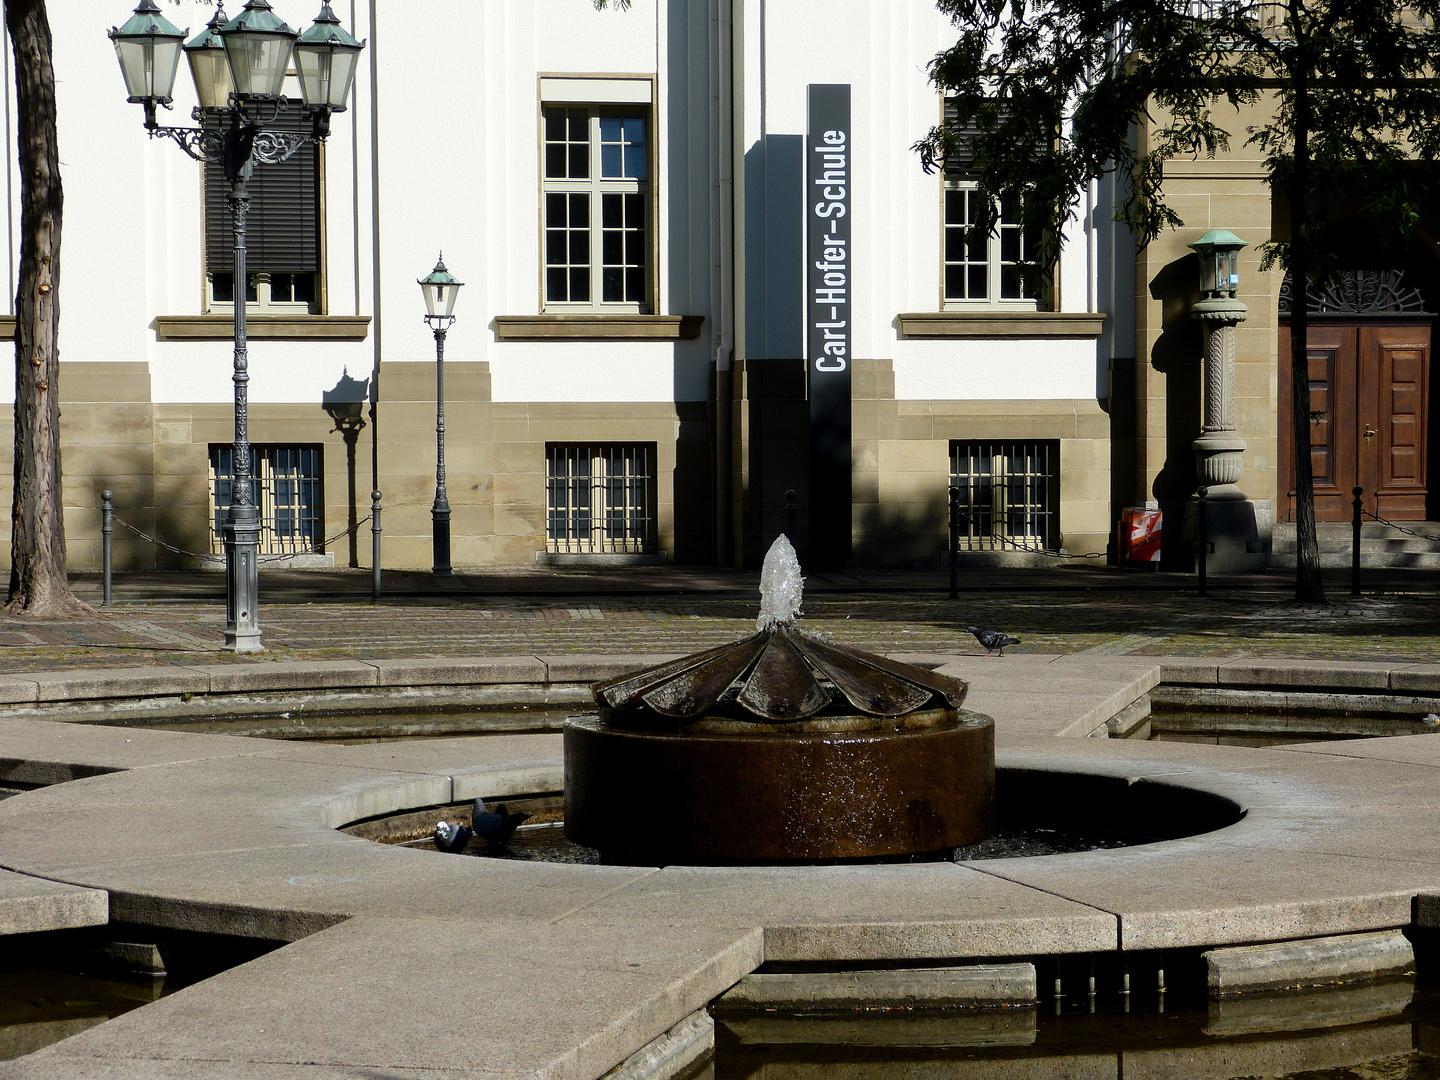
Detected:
[100,490,114,607]
[371,490,383,604]
[783,489,798,543]
[1352,486,1363,597]
[948,486,960,600]
[1196,487,1209,598]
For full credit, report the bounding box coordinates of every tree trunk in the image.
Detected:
[6,0,85,616]
[1288,65,1325,604]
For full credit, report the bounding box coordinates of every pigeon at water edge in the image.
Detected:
[472,798,531,848]
[967,625,1021,657]
[433,819,472,854]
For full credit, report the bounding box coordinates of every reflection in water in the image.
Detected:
[0,969,163,1062]
[714,981,1440,1080]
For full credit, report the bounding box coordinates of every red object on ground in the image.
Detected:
[1121,508,1164,563]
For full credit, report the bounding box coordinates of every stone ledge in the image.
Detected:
[0,870,107,936]
[714,964,1037,1012]
[896,311,1107,338]
[1204,930,1415,996]
[151,315,372,341]
[492,314,704,341]
[0,316,12,341]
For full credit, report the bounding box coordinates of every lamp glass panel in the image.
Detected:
[115,37,182,100]
[187,49,234,110]
[296,46,359,109]
[422,281,461,318]
[1224,249,1240,294]
[1199,251,1218,296]
[224,33,294,98]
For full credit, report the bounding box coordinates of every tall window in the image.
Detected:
[950,441,1059,551]
[546,444,655,554]
[542,106,650,312]
[204,102,322,313]
[942,98,1043,308]
[943,184,1041,305]
[209,445,323,555]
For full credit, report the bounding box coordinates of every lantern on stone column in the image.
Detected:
[1190,229,1247,299]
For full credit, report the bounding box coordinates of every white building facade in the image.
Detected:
[0,0,1129,573]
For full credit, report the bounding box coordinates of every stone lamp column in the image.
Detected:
[1187,230,1267,570]
[1192,292,1249,498]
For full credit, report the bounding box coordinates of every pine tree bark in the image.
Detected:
[6,0,85,616]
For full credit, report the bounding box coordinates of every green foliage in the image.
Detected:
[919,0,1440,279]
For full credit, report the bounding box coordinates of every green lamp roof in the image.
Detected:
[112,0,185,42]
[298,3,363,49]
[185,2,228,51]
[222,0,296,37]
[1189,228,1247,251]
[419,255,464,288]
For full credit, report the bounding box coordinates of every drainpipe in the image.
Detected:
[712,0,736,566]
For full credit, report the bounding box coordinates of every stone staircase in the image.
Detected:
[1271,520,1440,568]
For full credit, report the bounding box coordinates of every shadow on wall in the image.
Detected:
[1148,253,1204,571]
[855,488,950,568]
[323,370,371,569]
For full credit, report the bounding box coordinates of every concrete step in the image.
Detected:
[1271,521,1440,566]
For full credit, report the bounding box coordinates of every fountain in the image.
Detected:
[563,536,996,863]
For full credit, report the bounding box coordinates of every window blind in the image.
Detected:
[204,105,320,275]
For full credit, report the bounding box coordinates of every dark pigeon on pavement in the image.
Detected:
[433,819,472,853]
[967,625,1021,657]
[472,798,531,848]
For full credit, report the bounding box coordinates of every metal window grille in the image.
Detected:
[546,444,655,554]
[949,441,1059,550]
[209,445,323,555]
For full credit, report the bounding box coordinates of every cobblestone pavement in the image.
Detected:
[0,563,1435,672]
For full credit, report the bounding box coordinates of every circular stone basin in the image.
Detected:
[563,710,995,864]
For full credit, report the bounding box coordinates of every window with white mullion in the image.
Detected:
[942,179,1041,309]
[543,106,650,313]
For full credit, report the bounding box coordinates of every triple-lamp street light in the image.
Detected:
[109,0,364,652]
[419,256,463,577]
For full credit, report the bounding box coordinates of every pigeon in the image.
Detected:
[433,819,472,854]
[967,625,1021,657]
[472,798,531,848]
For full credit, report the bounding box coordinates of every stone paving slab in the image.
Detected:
[0,867,106,936]
[558,862,1118,961]
[0,916,763,1080]
[0,719,273,784]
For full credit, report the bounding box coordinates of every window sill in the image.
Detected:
[492,314,704,341]
[151,315,372,342]
[897,311,1106,339]
[0,316,12,341]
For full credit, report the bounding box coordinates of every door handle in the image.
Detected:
[1364,425,1377,444]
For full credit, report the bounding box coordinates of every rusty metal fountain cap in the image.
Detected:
[593,535,967,725]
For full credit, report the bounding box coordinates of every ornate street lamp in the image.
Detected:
[295,3,365,135]
[1188,230,1250,501]
[110,1,365,652]
[419,256,464,577]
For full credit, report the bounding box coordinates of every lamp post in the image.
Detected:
[419,256,463,577]
[109,1,364,652]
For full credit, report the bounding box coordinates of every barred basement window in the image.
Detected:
[949,441,1059,551]
[546,444,655,554]
[209,445,323,555]
[204,101,322,314]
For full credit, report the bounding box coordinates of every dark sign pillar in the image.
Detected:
[806,84,852,569]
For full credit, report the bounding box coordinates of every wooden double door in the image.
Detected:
[1279,319,1432,521]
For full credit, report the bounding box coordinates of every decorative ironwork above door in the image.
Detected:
[1279,269,1428,315]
